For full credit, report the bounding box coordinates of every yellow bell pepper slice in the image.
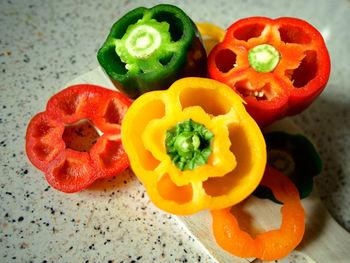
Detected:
[196,22,226,55]
[121,77,266,215]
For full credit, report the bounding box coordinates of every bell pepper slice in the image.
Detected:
[121,77,266,215]
[207,17,331,126]
[26,84,132,193]
[254,131,322,202]
[211,165,306,261]
[97,4,207,99]
[196,22,226,55]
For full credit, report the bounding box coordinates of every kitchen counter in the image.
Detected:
[1,0,349,262]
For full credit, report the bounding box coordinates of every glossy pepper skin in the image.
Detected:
[254,131,322,202]
[211,166,305,261]
[26,84,132,193]
[97,4,207,99]
[208,17,331,127]
[121,77,266,215]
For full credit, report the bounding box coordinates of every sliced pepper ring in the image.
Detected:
[121,77,266,215]
[208,17,330,126]
[26,84,132,193]
[211,165,306,261]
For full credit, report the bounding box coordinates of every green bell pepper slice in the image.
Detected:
[97,4,207,99]
[254,131,323,202]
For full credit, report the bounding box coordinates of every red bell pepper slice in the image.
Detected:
[26,84,132,193]
[208,17,330,126]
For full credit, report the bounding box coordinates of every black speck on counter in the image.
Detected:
[23,54,30,63]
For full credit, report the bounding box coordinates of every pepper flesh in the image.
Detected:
[121,77,266,215]
[208,17,331,127]
[211,166,306,261]
[98,4,207,99]
[26,84,131,193]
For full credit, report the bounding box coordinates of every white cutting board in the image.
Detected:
[66,66,350,263]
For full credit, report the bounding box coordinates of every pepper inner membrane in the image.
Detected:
[57,93,80,115]
[53,157,91,185]
[33,143,55,161]
[103,98,127,125]
[203,123,253,197]
[233,23,266,41]
[137,99,165,171]
[235,80,276,101]
[62,119,101,153]
[32,120,54,138]
[157,173,193,204]
[278,25,311,44]
[152,11,184,42]
[99,140,125,168]
[288,50,318,88]
[179,86,232,116]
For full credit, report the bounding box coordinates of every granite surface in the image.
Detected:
[0,0,349,262]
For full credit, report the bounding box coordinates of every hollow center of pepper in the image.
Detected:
[165,119,214,171]
[62,119,101,153]
[248,44,280,73]
[114,15,175,73]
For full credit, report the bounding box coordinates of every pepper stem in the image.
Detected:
[165,119,214,171]
[125,25,162,59]
[174,132,201,158]
[248,44,280,73]
[114,12,176,73]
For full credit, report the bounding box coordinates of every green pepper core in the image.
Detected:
[165,119,214,171]
[114,15,177,73]
[248,44,280,73]
[97,4,207,99]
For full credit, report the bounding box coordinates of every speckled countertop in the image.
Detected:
[0,0,349,262]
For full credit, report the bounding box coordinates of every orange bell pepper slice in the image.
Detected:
[211,165,305,261]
